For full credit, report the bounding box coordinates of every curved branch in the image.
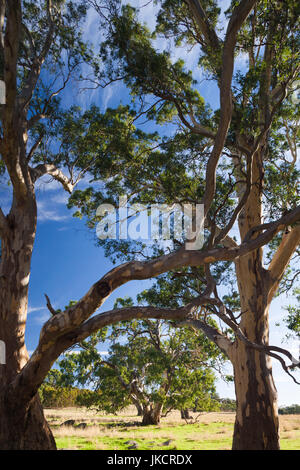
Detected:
[30,163,74,193]
[243,206,300,242]
[201,0,257,216]
[267,225,300,301]
[37,207,300,346]
[11,294,230,402]
[11,202,300,403]
[190,301,300,384]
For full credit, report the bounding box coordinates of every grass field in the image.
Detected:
[45,407,300,450]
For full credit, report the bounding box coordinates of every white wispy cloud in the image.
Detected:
[37,199,70,223]
[27,305,49,325]
[28,306,46,314]
[51,192,70,205]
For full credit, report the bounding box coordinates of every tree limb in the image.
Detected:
[185,302,300,384]
[36,206,300,346]
[44,293,59,316]
[201,0,257,216]
[30,163,74,193]
[10,294,230,402]
[10,202,300,403]
[185,0,220,52]
[243,205,300,242]
[267,225,300,301]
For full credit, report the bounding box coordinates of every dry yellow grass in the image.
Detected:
[45,405,236,427]
[44,407,300,450]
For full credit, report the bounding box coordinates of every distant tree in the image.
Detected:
[57,313,222,425]
[0,0,299,451]
[278,404,300,415]
[217,397,237,412]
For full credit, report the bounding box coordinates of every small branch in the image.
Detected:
[44,293,58,316]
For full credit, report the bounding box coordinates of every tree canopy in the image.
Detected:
[55,311,224,423]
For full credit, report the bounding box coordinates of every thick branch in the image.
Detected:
[243,205,300,242]
[188,302,300,384]
[185,0,220,51]
[36,207,300,347]
[267,225,300,301]
[10,203,300,403]
[11,295,229,401]
[30,163,74,193]
[201,0,257,216]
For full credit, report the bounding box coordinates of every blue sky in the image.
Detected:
[1,0,299,406]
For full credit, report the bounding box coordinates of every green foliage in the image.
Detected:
[279,404,300,415]
[284,288,300,338]
[40,367,102,408]
[217,397,236,412]
[56,317,224,416]
[39,384,83,408]
[62,0,300,301]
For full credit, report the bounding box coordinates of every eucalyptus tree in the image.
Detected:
[68,0,300,450]
[56,310,222,425]
[0,0,299,452]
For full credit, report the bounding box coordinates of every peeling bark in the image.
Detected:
[0,201,56,449]
[0,391,56,450]
[232,342,279,450]
[231,149,280,450]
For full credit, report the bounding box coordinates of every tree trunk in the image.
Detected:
[231,341,279,450]
[232,217,280,449]
[231,262,280,450]
[142,404,163,425]
[231,148,280,450]
[181,409,191,419]
[0,203,56,449]
[134,402,143,417]
[0,390,56,450]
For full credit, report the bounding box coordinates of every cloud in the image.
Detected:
[51,192,70,205]
[27,305,49,325]
[37,199,70,223]
[28,306,46,314]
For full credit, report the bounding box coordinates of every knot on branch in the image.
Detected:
[95,280,111,298]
